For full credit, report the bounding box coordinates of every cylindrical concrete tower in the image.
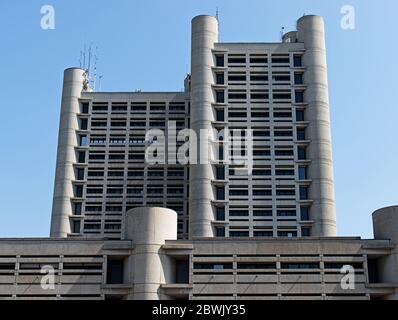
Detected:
[297,15,337,236]
[124,207,177,300]
[373,206,398,244]
[189,15,219,238]
[372,206,398,299]
[50,68,85,237]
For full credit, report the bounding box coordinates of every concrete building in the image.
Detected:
[51,14,336,240]
[0,14,397,300]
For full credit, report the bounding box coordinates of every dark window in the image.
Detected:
[277,231,297,237]
[294,73,303,85]
[216,187,225,200]
[293,55,302,67]
[75,185,83,198]
[299,167,307,180]
[176,260,189,283]
[277,210,296,217]
[299,186,308,200]
[73,202,82,215]
[216,55,224,67]
[253,231,273,237]
[80,118,88,130]
[295,90,304,103]
[72,220,81,233]
[79,135,88,146]
[81,103,89,114]
[76,168,85,180]
[194,263,232,270]
[216,73,224,85]
[216,109,225,122]
[216,227,225,237]
[78,151,86,163]
[297,128,306,140]
[272,57,290,64]
[216,166,225,180]
[106,259,124,284]
[301,227,311,237]
[237,262,275,269]
[216,91,225,103]
[297,146,306,160]
[296,109,305,121]
[229,231,249,237]
[300,206,310,220]
[216,207,225,221]
[281,263,319,269]
[218,146,224,160]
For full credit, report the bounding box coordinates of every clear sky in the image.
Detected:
[0,0,397,238]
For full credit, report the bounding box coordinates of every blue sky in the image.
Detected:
[0,0,396,238]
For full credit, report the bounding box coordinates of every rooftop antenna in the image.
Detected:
[216,7,220,42]
[82,43,86,70]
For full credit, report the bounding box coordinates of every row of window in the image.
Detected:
[215,89,304,103]
[214,54,303,67]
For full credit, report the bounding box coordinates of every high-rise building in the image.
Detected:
[0,14,397,300]
[51,14,336,241]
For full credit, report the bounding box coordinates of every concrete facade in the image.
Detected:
[50,14,337,240]
[0,14,396,300]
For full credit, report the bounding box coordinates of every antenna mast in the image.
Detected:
[216,7,220,42]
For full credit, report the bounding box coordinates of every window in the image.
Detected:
[216,187,225,200]
[77,151,86,163]
[79,135,88,146]
[299,186,309,200]
[297,128,306,140]
[301,227,311,237]
[218,146,224,161]
[300,206,310,220]
[216,55,224,67]
[216,207,225,220]
[294,73,303,85]
[73,202,82,215]
[216,166,225,180]
[72,220,81,234]
[216,73,224,85]
[216,90,225,103]
[176,260,189,284]
[75,185,83,198]
[299,167,307,180]
[76,168,85,180]
[293,55,302,67]
[296,109,305,122]
[281,263,319,269]
[216,109,225,122]
[81,102,89,114]
[229,231,249,237]
[215,227,225,237]
[295,90,304,103]
[106,259,124,284]
[297,146,306,160]
[194,263,232,270]
[80,118,88,130]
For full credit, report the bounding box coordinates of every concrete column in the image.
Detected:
[297,15,337,236]
[124,207,177,300]
[50,68,85,237]
[372,206,398,299]
[189,15,219,238]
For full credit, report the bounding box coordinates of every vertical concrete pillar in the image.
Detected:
[124,207,177,300]
[189,15,219,238]
[50,68,85,237]
[297,15,337,236]
[372,206,398,300]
